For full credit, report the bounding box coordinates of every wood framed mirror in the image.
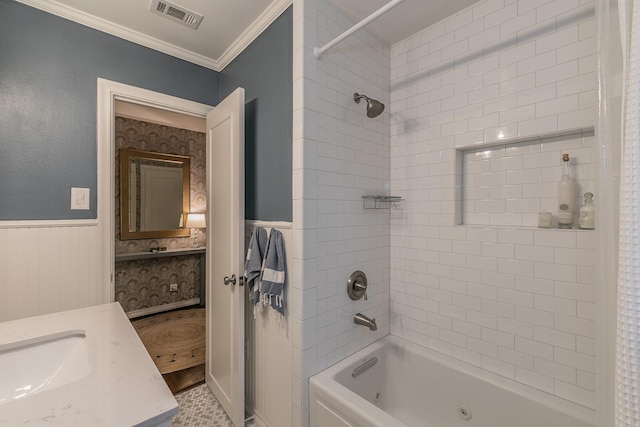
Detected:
[120,148,190,240]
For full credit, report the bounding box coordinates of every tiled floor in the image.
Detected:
[172,384,255,427]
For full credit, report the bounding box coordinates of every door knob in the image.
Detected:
[224,274,236,286]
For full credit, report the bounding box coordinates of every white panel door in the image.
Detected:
[206,87,245,427]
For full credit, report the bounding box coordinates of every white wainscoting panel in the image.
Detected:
[0,225,107,322]
[244,221,293,427]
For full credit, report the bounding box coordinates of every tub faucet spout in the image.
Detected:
[354,313,377,331]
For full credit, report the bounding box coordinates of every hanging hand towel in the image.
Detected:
[244,226,268,308]
[260,229,287,316]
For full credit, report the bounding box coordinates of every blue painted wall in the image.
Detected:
[0,0,292,222]
[220,7,293,222]
[0,0,219,220]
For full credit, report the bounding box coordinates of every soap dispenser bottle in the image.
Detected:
[557,153,575,228]
[579,192,595,229]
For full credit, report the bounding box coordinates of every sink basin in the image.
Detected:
[0,304,178,426]
[0,329,89,404]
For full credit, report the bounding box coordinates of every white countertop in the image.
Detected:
[0,302,179,426]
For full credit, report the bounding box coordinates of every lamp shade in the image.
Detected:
[185,213,206,228]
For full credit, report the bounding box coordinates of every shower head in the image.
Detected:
[354,93,385,118]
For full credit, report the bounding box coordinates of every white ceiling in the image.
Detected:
[17,0,291,71]
[328,0,480,46]
[18,0,478,71]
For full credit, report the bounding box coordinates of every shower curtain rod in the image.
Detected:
[313,0,406,59]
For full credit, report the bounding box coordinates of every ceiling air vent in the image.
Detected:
[149,0,203,30]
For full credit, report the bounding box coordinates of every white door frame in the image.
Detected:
[96,78,214,302]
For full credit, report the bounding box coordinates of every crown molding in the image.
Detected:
[15,0,292,72]
[215,0,292,70]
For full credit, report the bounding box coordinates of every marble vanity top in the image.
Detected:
[0,302,178,426]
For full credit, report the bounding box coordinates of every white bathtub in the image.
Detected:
[309,335,595,427]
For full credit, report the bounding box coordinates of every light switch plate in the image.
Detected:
[71,187,90,210]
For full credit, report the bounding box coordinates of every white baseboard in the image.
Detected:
[126,298,200,319]
[245,406,271,427]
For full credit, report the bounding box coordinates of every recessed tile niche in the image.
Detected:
[457,128,595,228]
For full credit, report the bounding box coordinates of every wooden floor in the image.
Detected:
[132,307,206,395]
[163,364,205,395]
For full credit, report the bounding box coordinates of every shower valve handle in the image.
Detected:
[354,282,368,300]
[347,271,368,301]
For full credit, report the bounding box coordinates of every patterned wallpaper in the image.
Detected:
[114,116,206,313]
[115,255,202,313]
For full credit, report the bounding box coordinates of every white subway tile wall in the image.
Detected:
[390,0,596,410]
[293,0,391,425]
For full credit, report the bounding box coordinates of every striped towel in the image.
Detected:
[244,227,268,309]
[260,229,286,316]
